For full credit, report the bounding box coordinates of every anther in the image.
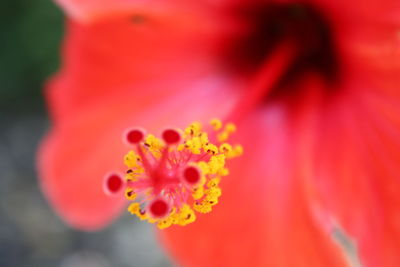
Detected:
[162,129,181,145]
[125,128,145,144]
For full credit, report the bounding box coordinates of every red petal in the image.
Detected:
[313,77,400,267]
[160,93,349,266]
[38,121,126,230]
[309,2,400,264]
[311,0,399,24]
[48,16,226,123]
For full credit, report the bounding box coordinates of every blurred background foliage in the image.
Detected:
[0,0,63,112]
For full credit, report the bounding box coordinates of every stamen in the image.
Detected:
[104,120,242,229]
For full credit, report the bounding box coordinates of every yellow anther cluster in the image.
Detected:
[128,203,148,220]
[184,122,202,136]
[173,205,197,226]
[192,186,204,200]
[124,151,141,169]
[207,177,221,188]
[209,154,226,174]
[220,143,243,158]
[189,153,226,214]
[156,205,196,229]
[124,151,143,183]
[144,134,163,158]
[180,120,242,218]
[216,122,237,142]
[178,122,212,154]
[125,188,137,200]
[193,175,223,214]
[129,203,197,229]
[210,118,223,130]
[182,138,202,154]
[203,143,218,155]
[179,121,241,159]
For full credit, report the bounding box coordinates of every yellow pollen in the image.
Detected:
[210,118,222,130]
[225,123,236,133]
[124,151,141,168]
[171,204,196,226]
[125,188,137,200]
[128,203,148,220]
[216,122,237,142]
[144,134,163,158]
[207,177,221,188]
[192,186,204,200]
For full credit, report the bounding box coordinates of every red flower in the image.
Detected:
[39,0,400,266]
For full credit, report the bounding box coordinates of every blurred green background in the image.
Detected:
[0,0,62,112]
[0,1,171,266]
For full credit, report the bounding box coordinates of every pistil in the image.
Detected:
[104,120,242,229]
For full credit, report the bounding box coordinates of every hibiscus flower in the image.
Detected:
[38,0,400,266]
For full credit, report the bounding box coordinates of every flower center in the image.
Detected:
[222,3,338,95]
[104,120,242,229]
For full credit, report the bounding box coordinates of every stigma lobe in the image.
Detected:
[104,173,125,195]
